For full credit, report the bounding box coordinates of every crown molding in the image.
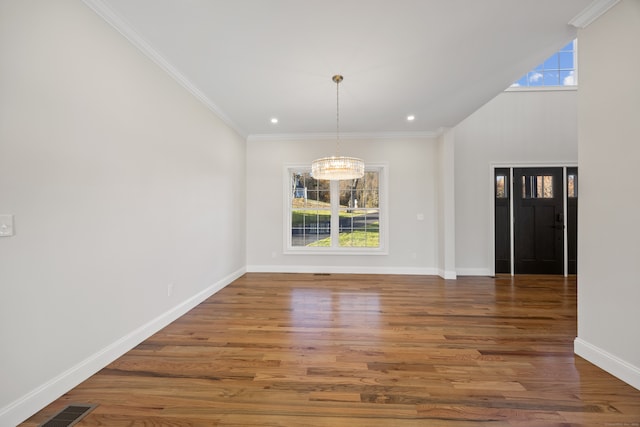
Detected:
[81,0,247,138]
[569,0,621,28]
[247,130,442,142]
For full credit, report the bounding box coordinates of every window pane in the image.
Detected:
[560,70,576,86]
[543,53,559,70]
[559,52,574,69]
[496,175,507,198]
[544,71,560,86]
[291,173,305,205]
[291,209,331,247]
[536,176,543,197]
[338,171,380,248]
[528,71,544,86]
[338,172,379,210]
[542,175,553,198]
[338,209,379,248]
[568,174,577,198]
[292,172,331,209]
[338,179,361,209]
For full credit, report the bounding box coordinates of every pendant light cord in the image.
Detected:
[334,75,343,156]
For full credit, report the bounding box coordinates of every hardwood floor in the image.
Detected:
[22,273,640,426]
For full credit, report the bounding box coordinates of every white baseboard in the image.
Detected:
[574,337,640,391]
[438,269,457,280]
[0,267,245,427]
[248,265,459,279]
[455,268,491,276]
[246,265,439,276]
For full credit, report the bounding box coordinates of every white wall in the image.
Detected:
[574,0,640,390]
[246,90,579,277]
[453,90,578,274]
[436,129,456,279]
[0,1,246,424]
[246,137,438,274]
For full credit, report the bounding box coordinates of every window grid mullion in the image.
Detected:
[330,180,339,249]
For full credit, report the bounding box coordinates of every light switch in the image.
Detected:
[0,215,14,237]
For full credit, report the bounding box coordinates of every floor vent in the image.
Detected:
[39,404,97,427]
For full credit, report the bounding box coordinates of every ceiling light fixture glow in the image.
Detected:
[407,115,415,121]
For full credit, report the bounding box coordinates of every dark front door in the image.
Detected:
[513,167,564,274]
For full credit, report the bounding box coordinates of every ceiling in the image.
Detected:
[85,0,594,139]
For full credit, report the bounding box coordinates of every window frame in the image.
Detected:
[507,39,578,91]
[283,163,388,255]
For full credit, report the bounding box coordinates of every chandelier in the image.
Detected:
[311,75,365,180]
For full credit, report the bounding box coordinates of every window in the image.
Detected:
[290,171,331,247]
[495,174,508,199]
[511,40,577,88]
[337,175,380,248]
[522,175,554,199]
[286,165,386,254]
[567,173,578,198]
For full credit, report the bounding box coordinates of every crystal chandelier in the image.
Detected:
[311,75,365,180]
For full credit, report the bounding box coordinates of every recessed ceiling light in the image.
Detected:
[407,115,415,122]
[271,118,278,124]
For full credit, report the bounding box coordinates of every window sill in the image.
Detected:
[505,85,578,92]
[284,247,388,256]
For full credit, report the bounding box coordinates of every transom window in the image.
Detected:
[511,39,577,88]
[286,165,387,254]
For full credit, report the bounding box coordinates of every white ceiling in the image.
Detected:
[85,0,594,139]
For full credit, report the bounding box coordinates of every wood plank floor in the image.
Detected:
[22,273,640,426]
